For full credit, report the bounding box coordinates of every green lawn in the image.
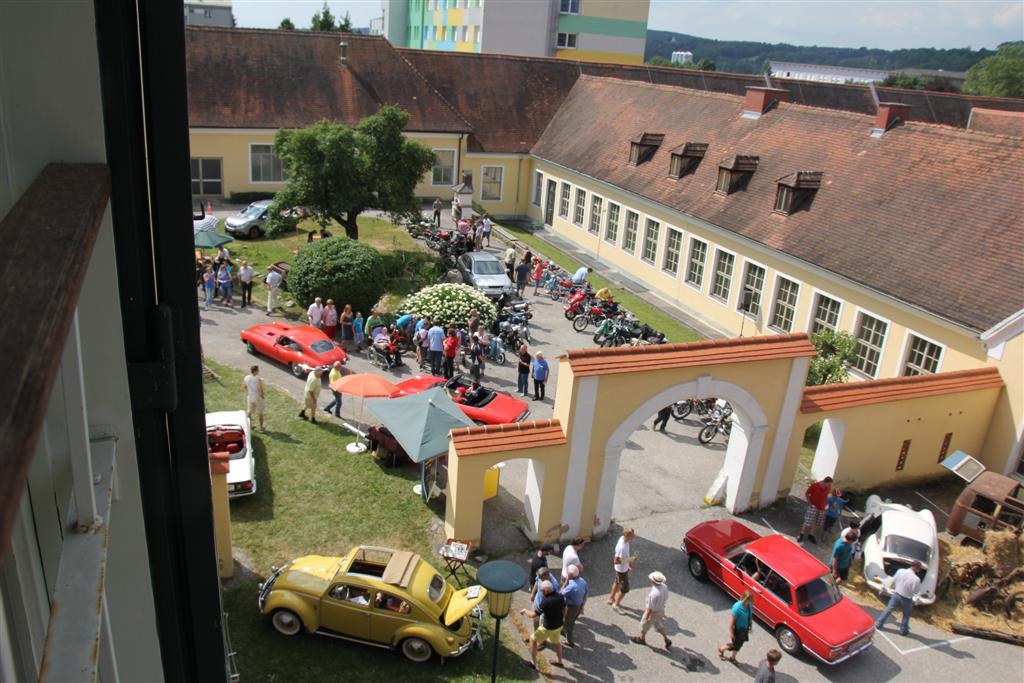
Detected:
[203,360,531,682]
[496,222,703,343]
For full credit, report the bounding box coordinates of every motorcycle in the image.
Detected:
[563,287,595,320]
[592,316,618,345]
[698,408,733,444]
[672,398,731,421]
[571,299,618,332]
[549,277,581,302]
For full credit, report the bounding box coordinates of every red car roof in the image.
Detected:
[747,534,829,586]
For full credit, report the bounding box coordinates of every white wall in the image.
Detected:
[481,0,557,57]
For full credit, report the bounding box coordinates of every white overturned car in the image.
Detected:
[206,410,256,498]
[861,494,938,605]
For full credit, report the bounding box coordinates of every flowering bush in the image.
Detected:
[402,283,497,328]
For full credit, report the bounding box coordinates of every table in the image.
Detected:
[440,539,473,585]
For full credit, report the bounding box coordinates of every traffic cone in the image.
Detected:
[206,199,214,216]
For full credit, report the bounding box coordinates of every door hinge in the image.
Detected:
[128,304,178,411]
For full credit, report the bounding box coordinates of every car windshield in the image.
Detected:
[883,535,931,564]
[309,340,334,354]
[473,260,505,275]
[242,204,265,217]
[795,573,842,616]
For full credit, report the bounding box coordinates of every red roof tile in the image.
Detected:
[565,334,817,377]
[968,108,1024,138]
[451,419,566,456]
[800,367,1004,413]
[532,76,1024,332]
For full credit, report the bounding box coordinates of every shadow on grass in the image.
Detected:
[231,436,275,522]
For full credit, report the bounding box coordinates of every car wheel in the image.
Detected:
[400,637,434,663]
[271,609,303,636]
[775,625,802,656]
[248,226,260,239]
[290,363,305,378]
[687,554,708,581]
[246,342,257,355]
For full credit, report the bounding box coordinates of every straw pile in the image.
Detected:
[983,528,1021,577]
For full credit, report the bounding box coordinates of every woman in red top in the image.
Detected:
[531,259,545,296]
[442,328,459,380]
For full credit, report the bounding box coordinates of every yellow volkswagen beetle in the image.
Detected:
[258,546,486,662]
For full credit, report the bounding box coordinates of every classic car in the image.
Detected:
[391,374,530,425]
[206,410,256,498]
[682,520,874,664]
[240,322,348,377]
[860,495,939,605]
[258,546,485,662]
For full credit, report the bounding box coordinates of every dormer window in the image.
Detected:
[629,132,664,166]
[715,155,759,195]
[669,142,707,179]
[773,171,822,215]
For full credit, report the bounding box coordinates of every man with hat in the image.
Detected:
[630,571,671,650]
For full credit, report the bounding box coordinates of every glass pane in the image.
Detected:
[201,158,221,180]
[206,180,222,195]
[190,158,200,178]
[191,180,202,194]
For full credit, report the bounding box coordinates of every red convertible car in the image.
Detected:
[682,520,874,664]
[240,323,348,377]
[391,375,529,425]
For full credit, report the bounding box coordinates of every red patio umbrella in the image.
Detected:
[329,373,399,451]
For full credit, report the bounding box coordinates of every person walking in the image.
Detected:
[653,405,672,432]
[217,263,233,307]
[298,367,323,423]
[531,258,545,296]
[520,581,565,670]
[427,322,445,376]
[527,567,560,631]
[630,571,671,650]
[242,365,265,431]
[517,344,531,396]
[238,259,255,308]
[468,332,485,380]
[481,215,493,246]
[561,538,585,582]
[831,530,856,585]
[307,297,324,329]
[432,197,442,227]
[352,311,364,350]
[797,476,833,544]
[265,268,282,314]
[504,246,516,279]
[560,564,588,648]
[609,527,636,611]
[323,361,344,419]
[532,351,549,401]
[514,258,531,298]
[718,591,754,663]
[339,304,354,348]
[322,300,338,340]
[754,649,782,683]
[529,543,555,586]
[202,266,216,310]
[875,561,925,636]
[442,328,459,380]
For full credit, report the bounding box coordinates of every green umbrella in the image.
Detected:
[194,230,234,249]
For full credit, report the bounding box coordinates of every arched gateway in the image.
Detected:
[445,334,816,547]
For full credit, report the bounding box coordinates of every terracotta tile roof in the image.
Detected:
[968,108,1024,138]
[532,76,1024,332]
[564,334,817,377]
[451,419,566,456]
[801,367,1004,413]
[186,27,470,133]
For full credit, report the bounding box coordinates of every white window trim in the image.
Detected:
[572,187,587,227]
[898,328,946,376]
[532,171,543,207]
[430,147,457,186]
[684,235,708,294]
[604,201,621,246]
[661,225,684,278]
[587,192,605,236]
[639,215,662,267]
[558,181,572,220]
[767,272,803,334]
[849,306,894,380]
[737,256,768,321]
[708,245,738,308]
[557,33,578,49]
[559,0,580,14]
[621,208,640,255]
[805,287,846,334]
[479,164,504,202]
[247,142,286,184]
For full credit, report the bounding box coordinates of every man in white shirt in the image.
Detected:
[265,269,282,314]
[571,266,592,285]
[561,538,585,582]
[609,527,636,610]
[875,561,924,636]
[307,297,324,328]
[481,216,493,246]
[242,365,265,430]
[238,259,255,309]
[631,571,671,649]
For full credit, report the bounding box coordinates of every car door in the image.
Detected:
[370,590,417,644]
[273,336,300,365]
[720,550,754,598]
[320,583,372,640]
[749,565,793,629]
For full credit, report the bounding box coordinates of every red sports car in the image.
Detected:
[391,374,530,425]
[240,323,348,377]
[682,520,874,664]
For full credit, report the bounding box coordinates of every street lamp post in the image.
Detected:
[476,560,527,683]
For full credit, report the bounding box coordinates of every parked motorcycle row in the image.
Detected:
[672,397,733,444]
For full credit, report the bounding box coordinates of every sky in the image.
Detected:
[233,0,1023,50]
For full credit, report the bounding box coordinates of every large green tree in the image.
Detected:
[806,329,857,386]
[269,106,435,240]
[278,17,295,30]
[963,44,1024,98]
[310,2,353,32]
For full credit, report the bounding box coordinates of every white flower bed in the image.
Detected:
[403,283,497,328]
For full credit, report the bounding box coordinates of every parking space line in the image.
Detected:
[877,629,972,656]
[914,491,949,518]
[760,517,779,534]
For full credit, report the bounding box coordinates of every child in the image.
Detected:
[353,311,365,350]
[823,490,845,532]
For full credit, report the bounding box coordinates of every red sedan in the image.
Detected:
[682,520,874,664]
[240,323,348,377]
[391,374,530,425]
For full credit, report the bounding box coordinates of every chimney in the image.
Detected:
[871,102,912,137]
[339,41,349,67]
[741,86,790,120]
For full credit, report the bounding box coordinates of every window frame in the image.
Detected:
[715,168,731,194]
[532,171,543,207]
[480,164,504,202]
[709,246,736,306]
[558,181,571,218]
[557,32,578,49]
[587,194,603,235]
[248,143,287,184]
[773,184,793,214]
[768,274,802,333]
[572,187,587,227]
[430,148,456,186]
[622,209,639,254]
[559,0,580,14]
[684,236,708,292]
[807,289,844,335]
[737,258,767,320]
[900,330,945,376]
[190,157,223,196]
[851,308,891,379]
[604,201,620,245]
[640,217,660,265]
[662,226,684,277]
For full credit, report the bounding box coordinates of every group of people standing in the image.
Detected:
[431,197,494,250]
[197,246,257,310]
[305,297,365,350]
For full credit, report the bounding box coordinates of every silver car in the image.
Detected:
[224,199,272,238]
[456,252,514,298]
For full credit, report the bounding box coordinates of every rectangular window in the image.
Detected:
[557,33,578,49]
[431,149,455,185]
[190,157,222,195]
[641,218,660,263]
[250,144,287,183]
[558,182,570,218]
[588,195,602,235]
[853,313,888,377]
[811,294,841,333]
[622,210,639,253]
[459,25,467,42]
[559,0,580,14]
[481,165,503,201]
[711,250,735,302]
[769,277,800,332]
[904,335,943,376]
[532,171,543,206]
[686,238,707,288]
[774,185,793,213]
[715,168,731,193]
[605,203,620,244]
[662,228,683,275]
[739,262,766,317]
[573,188,586,226]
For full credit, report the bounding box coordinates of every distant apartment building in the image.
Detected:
[671,50,693,65]
[771,60,966,87]
[184,0,233,27]
[378,0,649,65]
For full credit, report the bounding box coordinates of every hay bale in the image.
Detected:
[946,543,988,586]
[984,528,1022,577]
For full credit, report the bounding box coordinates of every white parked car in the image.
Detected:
[206,410,256,498]
[860,494,938,605]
